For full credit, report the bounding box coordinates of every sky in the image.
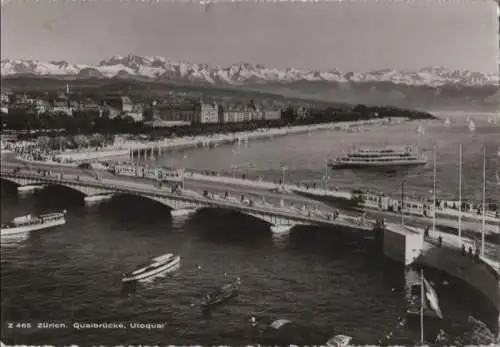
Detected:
[1,0,498,73]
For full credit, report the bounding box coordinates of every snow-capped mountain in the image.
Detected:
[1,55,498,87]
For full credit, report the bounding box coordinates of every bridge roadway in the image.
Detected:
[0,168,377,234]
[2,154,497,235]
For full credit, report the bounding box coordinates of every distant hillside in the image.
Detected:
[1,55,498,112]
[2,75,498,113]
[1,75,349,109]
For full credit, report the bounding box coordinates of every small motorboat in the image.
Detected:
[326,334,352,347]
[122,253,180,283]
[269,319,292,330]
[201,277,241,311]
[249,316,293,332]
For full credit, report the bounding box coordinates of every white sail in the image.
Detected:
[468,119,476,132]
[444,117,450,127]
[417,123,425,135]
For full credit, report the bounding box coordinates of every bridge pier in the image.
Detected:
[270,223,295,234]
[84,193,114,204]
[17,184,46,193]
[170,207,198,218]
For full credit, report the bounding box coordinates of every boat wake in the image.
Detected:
[0,231,30,247]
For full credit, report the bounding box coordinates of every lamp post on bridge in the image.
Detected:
[281,166,288,186]
[181,154,188,191]
[323,159,329,191]
[231,147,240,178]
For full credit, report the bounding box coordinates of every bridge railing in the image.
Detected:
[0,170,373,229]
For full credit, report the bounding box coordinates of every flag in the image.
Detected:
[422,276,443,319]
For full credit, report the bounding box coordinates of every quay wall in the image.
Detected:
[416,243,499,327]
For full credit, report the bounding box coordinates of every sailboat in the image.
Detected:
[444,117,450,128]
[416,122,425,135]
[468,119,476,132]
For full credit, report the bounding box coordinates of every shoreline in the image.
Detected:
[52,118,408,162]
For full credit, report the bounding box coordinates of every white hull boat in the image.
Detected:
[331,159,427,168]
[122,253,181,283]
[330,145,427,169]
[326,334,352,347]
[1,210,67,236]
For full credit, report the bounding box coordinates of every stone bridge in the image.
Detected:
[0,170,374,234]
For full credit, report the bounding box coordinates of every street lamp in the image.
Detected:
[281,166,288,186]
[323,159,329,191]
[231,164,238,178]
[181,154,187,190]
[181,168,185,190]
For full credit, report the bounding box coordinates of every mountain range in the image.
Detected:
[1,55,499,111]
[1,55,498,87]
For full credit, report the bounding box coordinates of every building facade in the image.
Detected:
[125,104,145,122]
[154,102,201,123]
[263,109,281,120]
[199,102,220,124]
[102,96,134,113]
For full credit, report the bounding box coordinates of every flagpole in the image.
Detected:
[401,180,405,226]
[420,268,424,345]
[432,146,437,236]
[458,144,462,245]
[481,145,486,257]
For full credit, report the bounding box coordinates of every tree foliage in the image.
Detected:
[1,104,435,141]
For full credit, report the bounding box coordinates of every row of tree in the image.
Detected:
[32,133,109,151]
[2,104,435,139]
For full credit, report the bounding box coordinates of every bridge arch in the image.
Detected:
[1,177,114,197]
[0,177,37,187]
[110,192,177,210]
[47,183,114,196]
